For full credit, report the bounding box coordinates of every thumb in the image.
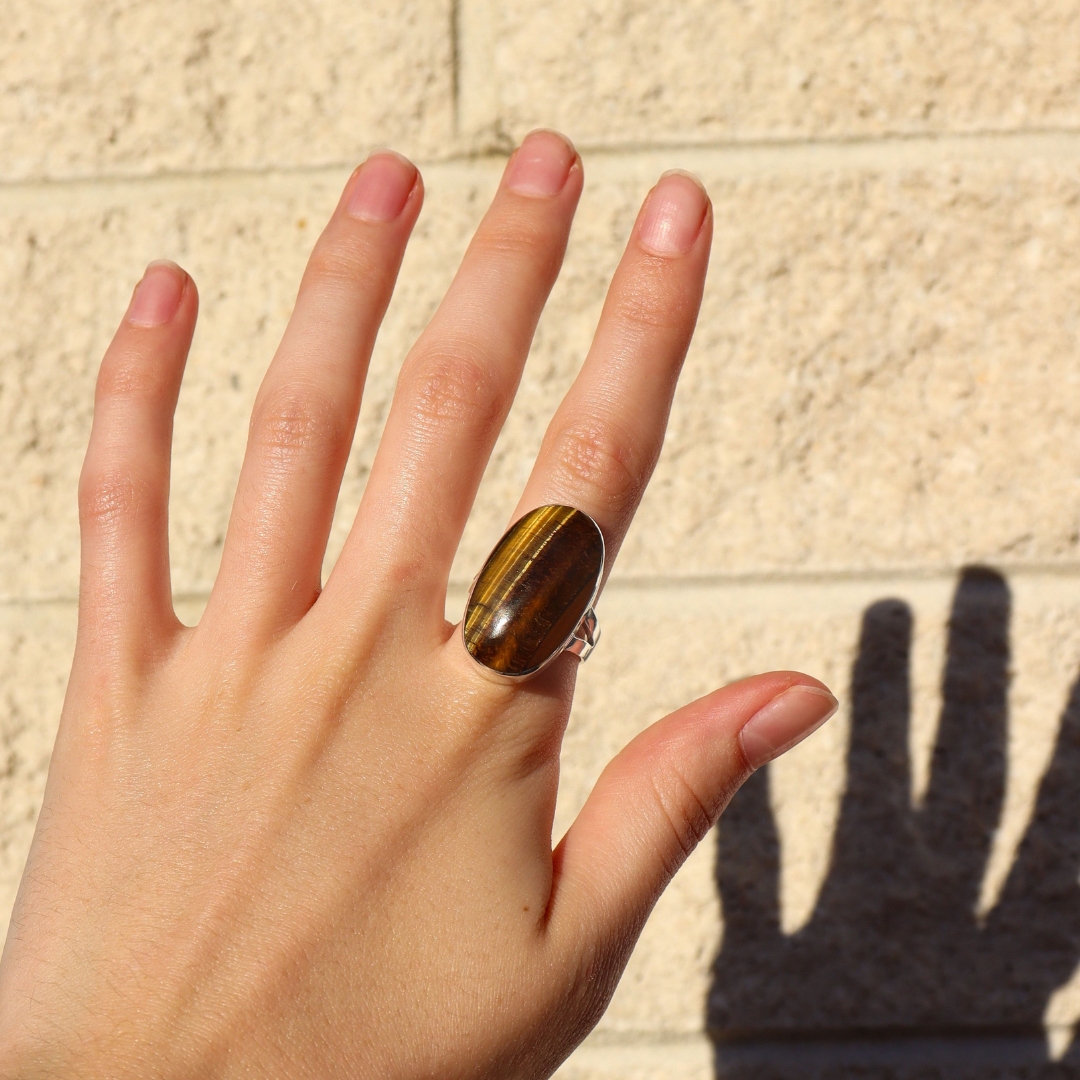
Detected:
[547,672,837,956]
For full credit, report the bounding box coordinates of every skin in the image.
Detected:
[0,131,836,1079]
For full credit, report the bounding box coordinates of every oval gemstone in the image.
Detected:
[464,505,604,676]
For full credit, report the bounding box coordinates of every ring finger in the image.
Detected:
[445,170,710,695]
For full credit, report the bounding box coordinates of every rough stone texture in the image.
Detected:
[460,148,1080,582]
[553,1036,714,1079]
[5,577,1080,1067]
[0,604,73,923]
[461,575,1080,1055]
[0,165,493,599]
[460,0,1080,147]
[9,152,1080,598]
[0,0,453,180]
[4,3,1080,1077]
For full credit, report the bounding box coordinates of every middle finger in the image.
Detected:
[326,130,583,624]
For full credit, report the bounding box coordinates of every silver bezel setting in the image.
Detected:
[461,507,605,683]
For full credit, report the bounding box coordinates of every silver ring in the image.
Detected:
[462,505,604,681]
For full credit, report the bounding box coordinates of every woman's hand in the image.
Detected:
[0,131,836,1079]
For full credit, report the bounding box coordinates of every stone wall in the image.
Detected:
[3,2,1080,1076]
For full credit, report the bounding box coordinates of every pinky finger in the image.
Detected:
[78,261,197,657]
[546,673,837,955]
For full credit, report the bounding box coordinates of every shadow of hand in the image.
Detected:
[710,568,1080,1078]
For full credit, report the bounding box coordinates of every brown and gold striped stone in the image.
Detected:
[463,505,604,677]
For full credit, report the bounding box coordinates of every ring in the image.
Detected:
[462,505,604,680]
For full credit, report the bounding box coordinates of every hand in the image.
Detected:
[711,567,1080,1074]
[0,131,835,1079]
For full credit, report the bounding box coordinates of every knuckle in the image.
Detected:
[249,384,347,459]
[403,347,507,432]
[78,463,153,533]
[302,236,381,294]
[475,211,555,265]
[467,216,564,291]
[557,946,623,1043]
[547,421,646,509]
[95,351,164,404]
[652,766,716,874]
[610,273,694,336]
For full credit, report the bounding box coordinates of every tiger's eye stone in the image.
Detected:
[464,505,604,676]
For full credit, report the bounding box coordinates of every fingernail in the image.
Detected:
[347,150,418,222]
[739,684,839,771]
[504,129,576,197]
[127,260,185,327]
[638,170,708,256]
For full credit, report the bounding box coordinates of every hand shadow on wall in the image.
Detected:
[710,568,1080,1079]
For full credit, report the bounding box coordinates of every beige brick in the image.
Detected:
[0,603,74,937]
[8,148,1080,599]
[5,0,1080,1069]
[554,1036,714,1079]
[0,163,498,600]
[9,147,1080,598]
[460,0,1080,147]
[3,573,1080,1054]
[600,572,1080,1039]
[456,145,1080,583]
[457,571,1080,1039]
[0,0,453,181]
